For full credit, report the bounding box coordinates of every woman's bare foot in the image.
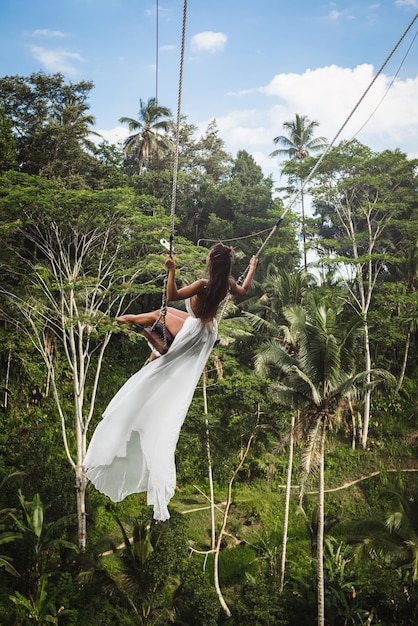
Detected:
[115,314,137,326]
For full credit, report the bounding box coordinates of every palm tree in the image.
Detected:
[247,269,313,594]
[270,114,327,270]
[271,114,327,162]
[119,97,173,173]
[111,513,187,625]
[354,478,418,582]
[50,87,98,152]
[255,297,368,626]
[353,478,418,622]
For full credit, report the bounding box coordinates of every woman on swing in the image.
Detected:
[84,243,258,522]
[116,243,258,358]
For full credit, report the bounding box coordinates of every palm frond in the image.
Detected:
[254,339,293,377]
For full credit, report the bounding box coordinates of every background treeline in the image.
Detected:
[1,72,418,625]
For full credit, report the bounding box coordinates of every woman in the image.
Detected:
[84,244,258,521]
[116,244,258,356]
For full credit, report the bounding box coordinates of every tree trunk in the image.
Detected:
[317,419,326,626]
[300,180,307,271]
[396,329,411,393]
[76,466,87,551]
[202,368,216,551]
[361,322,372,450]
[279,411,295,593]
[348,400,357,451]
[213,410,259,617]
[4,346,11,410]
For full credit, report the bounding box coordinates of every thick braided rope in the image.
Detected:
[168,0,187,256]
[215,14,418,326]
[159,0,188,341]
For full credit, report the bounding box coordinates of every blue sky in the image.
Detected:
[0,0,417,184]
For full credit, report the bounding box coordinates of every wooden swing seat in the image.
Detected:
[143,321,174,356]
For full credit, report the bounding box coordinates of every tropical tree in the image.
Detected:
[354,478,418,582]
[107,512,186,625]
[0,72,99,184]
[119,97,173,173]
[255,297,371,626]
[353,477,418,622]
[271,114,327,162]
[38,86,102,186]
[0,175,171,549]
[0,105,17,173]
[7,490,76,624]
[270,113,327,269]
[246,268,314,593]
[310,141,418,448]
[378,241,418,392]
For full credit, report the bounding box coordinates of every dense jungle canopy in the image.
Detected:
[1,72,418,625]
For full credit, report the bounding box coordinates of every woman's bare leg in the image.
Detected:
[164,307,189,336]
[116,307,189,337]
[116,311,160,327]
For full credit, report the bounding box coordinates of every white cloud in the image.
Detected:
[93,126,129,146]
[322,6,355,21]
[190,31,227,54]
[395,0,418,6]
[30,45,84,75]
[258,64,418,152]
[328,10,343,20]
[160,44,176,52]
[214,109,273,147]
[98,65,418,185]
[215,64,418,179]
[31,29,68,38]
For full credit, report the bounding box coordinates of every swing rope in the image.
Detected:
[146,0,188,353]
[149,10,417,343]
[235,11,418,286]
[217,12,418,323]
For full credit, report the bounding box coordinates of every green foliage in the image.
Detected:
[215,545,259,586]
[233,579,287,626]
[369,391,418,439]
[77,510,188,625]
[9,574,59,625]
[0,72,108,188]
[173,563,220,626]
[0,105,17,173]
[2,71,418,623]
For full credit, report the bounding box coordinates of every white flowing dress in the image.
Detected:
[84,300,218,521]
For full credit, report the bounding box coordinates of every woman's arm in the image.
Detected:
[229,255,258,297]
[165,256,206,301]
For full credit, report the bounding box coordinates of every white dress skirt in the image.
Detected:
[84,302,217,521]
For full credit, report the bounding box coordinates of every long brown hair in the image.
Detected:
[195,243,233,321]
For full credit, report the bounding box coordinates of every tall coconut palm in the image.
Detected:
[271,114,327,162]
[270,114,327,269]
[247,268,313,594]
[255,298,370,626]
[119,97,173,173]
